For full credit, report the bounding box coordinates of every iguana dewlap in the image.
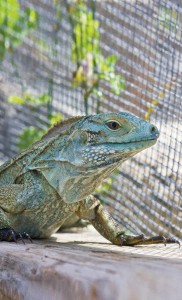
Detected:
[0,113,179,246]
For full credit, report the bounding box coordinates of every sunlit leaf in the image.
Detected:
[48,112,63,124]
[0,3,5,25]
[23,93,51,106]
[8,95,26,105]
[38,93,51,105]
[17,126,46,150]
[0,0,20,28]
[105,55,118,66]
[159,6,178,31]
[0,1,38,60]
[25,8,39,30]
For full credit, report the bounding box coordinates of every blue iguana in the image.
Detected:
[0,112,179,245]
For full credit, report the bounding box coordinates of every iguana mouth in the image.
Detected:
[91,138,157,149]
[123,138,158,143]
[84,139,157,171]
[107,138,157,145]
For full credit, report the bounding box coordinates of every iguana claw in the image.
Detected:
[165,237,180,247]
[21,232,33,243]
[0,228,32,243]
[135,235,180,247]
[119,234,180,247]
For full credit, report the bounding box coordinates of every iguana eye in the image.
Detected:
[106,121,121,131]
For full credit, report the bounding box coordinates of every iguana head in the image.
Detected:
[57,113,159,171]
[59,112,159,169]
[38,112,159,203]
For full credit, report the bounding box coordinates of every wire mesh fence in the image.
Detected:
[0,0,181,238]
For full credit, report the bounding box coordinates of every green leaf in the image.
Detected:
[0,33,6,60]
[0,0,20,28]
[17,126,46,150]
[159,7,178,31]
[25,8,39,30]
[110,75,125,95]
[8,95,26,104]
[71,1,100,62]
[23,93,51,106]
[105,55,118,66]
[69,0,125,111]
[8,0,20,28]
[96,168,119,195]
[0,1,38,60]
[96,177,113,194]
[8,93,51,106]
[119,77,126,92]
[38,93,51,105]
[56,7,62,21]
[0,2,5,25]
[94,89,103,98]
[48,112,63,125]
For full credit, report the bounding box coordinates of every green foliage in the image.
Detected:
[159,6,178,31]
[17,126,46,150]
[8,93,51,106]
[97,55,125,95]
[53,0,62,21]
[17,111,63,151]
[0,0,20,28]
[68,0,125,114]
[96,169,119,195]
[8,95,25,105]
[70,2,99,63]
[8,92,63,150]
[4,0,63,152]
[0,0,38,60]
[48,112,63,124]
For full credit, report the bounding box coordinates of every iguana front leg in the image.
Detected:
[0,184,33,242]
[76,196,180,246]
[0,207,31,242]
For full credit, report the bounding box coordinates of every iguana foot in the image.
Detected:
[120,234,180,247]
[0,228,32,243]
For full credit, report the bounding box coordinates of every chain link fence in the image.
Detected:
[0,0,181,238]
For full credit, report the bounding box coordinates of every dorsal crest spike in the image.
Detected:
[41,116,84,140]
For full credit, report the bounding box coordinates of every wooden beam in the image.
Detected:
[0,226,181,300]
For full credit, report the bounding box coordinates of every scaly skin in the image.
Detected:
[0,113,179,246]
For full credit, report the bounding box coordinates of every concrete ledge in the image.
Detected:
[0,226,181,300]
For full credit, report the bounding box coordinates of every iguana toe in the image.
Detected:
[165,237,180,247]
[119,234,145,246]
[21,232,33,243]
[0,228,32,243]
[119,234,180,247]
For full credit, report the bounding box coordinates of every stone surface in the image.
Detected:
[0,226,181,300]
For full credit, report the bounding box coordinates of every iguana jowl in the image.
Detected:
[0,112,179,245]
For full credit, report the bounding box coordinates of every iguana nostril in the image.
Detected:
[150,125,159,136]
[151,126,156,132]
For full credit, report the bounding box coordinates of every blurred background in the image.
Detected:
[0,0,181,238]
